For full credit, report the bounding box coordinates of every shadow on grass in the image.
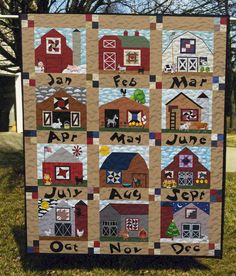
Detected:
[0,150,24,191]
[12,225,209,272]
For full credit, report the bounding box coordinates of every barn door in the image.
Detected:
[103,52,116,70]
[177,57,187,72]
[132,173,147,188]
[71,112,80,127]
[188,57,198,72]
[105,109,119,128]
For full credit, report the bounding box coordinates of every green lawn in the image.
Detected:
[0,150,236,275]
[227,134,236,147]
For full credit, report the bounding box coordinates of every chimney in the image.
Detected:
[135,30,139,36]
[124,30,128,36]
[72,29,81,66]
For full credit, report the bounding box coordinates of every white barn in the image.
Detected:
[162,31,213,73]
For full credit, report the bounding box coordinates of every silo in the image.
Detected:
[197,92,209,124]
[72,29,81,66]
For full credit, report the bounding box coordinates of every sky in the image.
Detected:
[99,88,149,106]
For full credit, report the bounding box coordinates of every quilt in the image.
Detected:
[21,14,227,257]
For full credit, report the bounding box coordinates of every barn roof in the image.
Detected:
[100,152,138,170]
[166,92,202,109]
[162,31,213,54]
[41,28,66,39]
[117,35,150,48]
[45,147,81,163]
[109,203,148,215]
[162,147,210,173]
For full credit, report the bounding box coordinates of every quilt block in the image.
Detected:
[21,14,227,257]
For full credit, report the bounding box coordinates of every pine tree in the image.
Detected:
[166,220,180,240]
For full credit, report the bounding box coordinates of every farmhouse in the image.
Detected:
[100,203,148,239]
[161,202,209,240]
[99,30,150,72]
[39,200,88,239]
[161,147,210,188]
[99,97,149,130]
[36,89,86,130]
[165,92,208,130]
[162,31,213,73]
[42,147,83,185]
[35,28,81,73]
[100,152,149,188]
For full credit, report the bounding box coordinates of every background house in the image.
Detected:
[161,202,209,240]
[165,92,205,130]
[99,30,150,72]
[42,147,83,185]
[36,88,86,130]
[162,31,213,73]
[99,97,149,130]
[100,203,148,239]
[100,152,149,188]
[161,147,210,188]
[39,200,87,239]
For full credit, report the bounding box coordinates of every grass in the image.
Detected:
[0,150,236,275]
[38,179,87,187]
[227,134,236,147]
[100,237,148,242]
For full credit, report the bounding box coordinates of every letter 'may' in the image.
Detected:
[21,14,227,257]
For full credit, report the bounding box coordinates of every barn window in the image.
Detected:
[106,170,122,184]
[70,112,80,127]
[128,111,142,124]
[200,57,208,66]
[102,221,117,236]
[43,111,52,126]
[46,37,61,54]
[55,223,72,236]
[178,172,193,186]
[185,208,197,219]
[182,224,200,239]
[181,109,199,121]
[103,40,116,48]
[180,38,196,54]
[124,50,141,66]
[55,166,70,180]
[54,97,69,110]
[179,155,193,168]
[56,208,70,221]
[126,218,139,231]
[197,171,207,179]
[164,170,174,179]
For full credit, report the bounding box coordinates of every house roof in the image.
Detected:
[109,203,148,215]
[198,92,209,99]
[45,147,81,163]
[100,152,138,170]
[162,31,213,54]
[166,92,202,109]
[117,35,150,48]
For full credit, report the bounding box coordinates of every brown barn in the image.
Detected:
[36,89,86,130]
[99,97,149,130]
[166,92,203,130]
[100,152,149,188]
[161,147,210,188]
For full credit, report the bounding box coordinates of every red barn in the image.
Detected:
[35,29,73,73]
[42,147,83,185]
[99,30,150,72]
[161,147,210,189]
